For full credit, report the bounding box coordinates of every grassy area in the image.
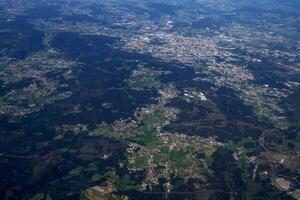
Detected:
[160,146,170,154]
[89,122,123,140]
[237,156,249,183]
[89,110,167,144]
[227,138,254,183]
[129,110,164,149]
[203,147,215,166]
[170,149,191,168]
[99,168,138,191]
[63,161,100,181]
[153,152,169,165]
[168,148,205,178]
[130,130,160,149]
[143,110,166,129]
[0,63,6,69]
[117,174,138,191]
[129,76,157,89]
[135,156,148,168]
[227,137,257,154]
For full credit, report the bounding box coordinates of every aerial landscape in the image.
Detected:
[0,0,299,199]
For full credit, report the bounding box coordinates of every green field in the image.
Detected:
[117,174,138,191]
[0,63,6,69]
[129,76,157,89]
[135,156,148,168]
[130,130,160,149]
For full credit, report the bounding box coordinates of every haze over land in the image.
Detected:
[0,0,299,199]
